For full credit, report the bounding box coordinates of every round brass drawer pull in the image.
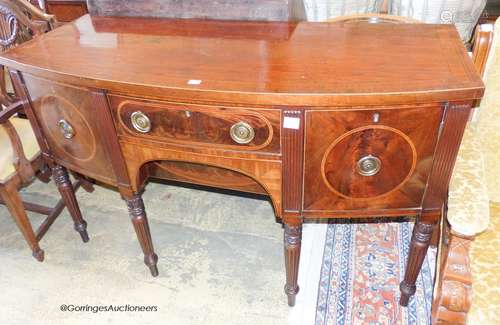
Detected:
[58,119,75,139]
[230,121,255,144]
[357,155,381,176]
[131,111,152,133]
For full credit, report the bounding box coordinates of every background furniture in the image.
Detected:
[390,0,487,43]
[0,15,484,306]
[45,0,87,22]
[327,13,420,23]
[303,0,386,21]
[86,0,306,21]
[40,0,488,44]
[29,0,88,22]
[480,0,500,23]
[433,19,499,325]
[304,0,487,43]
[0,0,90,261]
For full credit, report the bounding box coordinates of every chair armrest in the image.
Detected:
[0,100,23,124]
[9,0,57,26]
[0,0,58,40]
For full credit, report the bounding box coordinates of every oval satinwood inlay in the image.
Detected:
[39,95,97,162]
[321,125,417,199]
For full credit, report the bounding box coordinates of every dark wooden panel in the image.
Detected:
[87,0,305,21]
[108,95,281,154]
[21,74,117,185]
[303,105,443,212]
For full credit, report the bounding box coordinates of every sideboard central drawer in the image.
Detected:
[108,95,280,154]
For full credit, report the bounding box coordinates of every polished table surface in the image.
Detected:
[1,15,482,106]
[0,14,484,307]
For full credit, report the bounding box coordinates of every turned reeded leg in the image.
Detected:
[284,222,302,307]
[125,194,159,277]
[400,219,435,306]
[52,165,89,243]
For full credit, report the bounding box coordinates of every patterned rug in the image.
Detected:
[315,220,435,325]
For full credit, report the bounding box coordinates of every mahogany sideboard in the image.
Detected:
[0,15,484,306]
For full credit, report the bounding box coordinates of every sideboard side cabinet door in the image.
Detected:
[20,73,118,186]
[303,105,444,214]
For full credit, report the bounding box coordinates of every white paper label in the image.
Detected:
[187,79,202,85]
[283,117,300,130]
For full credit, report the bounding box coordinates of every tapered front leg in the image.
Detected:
[125,194,159,277]
[284,222,302,307]
[400,219,435,306]
[52,165,89,243]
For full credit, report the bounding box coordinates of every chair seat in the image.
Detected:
[0,117,41,182]
[447,126,490,237]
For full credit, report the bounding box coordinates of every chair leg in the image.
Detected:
[36,164,51,183]
[0,181,44,262]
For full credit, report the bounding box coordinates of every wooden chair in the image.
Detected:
[28,0,46,12]
[327,13,421,24]
[432,21,499,325]
[0,0,55,105]
[0,0,90,262]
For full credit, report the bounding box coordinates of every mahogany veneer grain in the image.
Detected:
[0,15,484,306]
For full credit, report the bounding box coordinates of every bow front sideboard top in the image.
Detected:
[0,14,484,306]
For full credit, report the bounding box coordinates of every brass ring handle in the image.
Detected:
[230,122,255,144]
[58,119,75,139]
[131,111,152,133]
[356,155,381,176]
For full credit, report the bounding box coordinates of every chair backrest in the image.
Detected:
[472,24,494,77]
[327,13,421,24]
[304,0,385,22]
[0,0,55,53]
[0,0,56,183]
[0,0,56,105]
[389,0,487,43]
[475,18,500,202]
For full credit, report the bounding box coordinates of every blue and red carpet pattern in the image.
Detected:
[315,220,435,325]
